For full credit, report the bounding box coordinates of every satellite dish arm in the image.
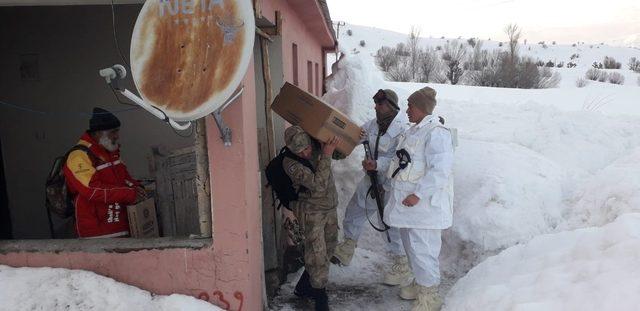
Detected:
[99,64,191,131]
[120,89,192,131]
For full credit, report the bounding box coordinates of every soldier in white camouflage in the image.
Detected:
[283,126,339,311]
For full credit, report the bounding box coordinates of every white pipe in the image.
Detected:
[120,89,191,131]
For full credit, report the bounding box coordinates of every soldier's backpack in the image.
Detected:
[45,145,97,218]
[264,147,314,211]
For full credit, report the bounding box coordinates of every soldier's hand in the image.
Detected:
[402,194,420,207]
[362,159,377,171]
[322,136,340,156]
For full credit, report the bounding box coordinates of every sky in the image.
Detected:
[326,0,640,46]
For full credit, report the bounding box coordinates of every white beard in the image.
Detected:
[99,135,119,152]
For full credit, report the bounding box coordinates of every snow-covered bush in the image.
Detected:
[598,71,609,82]
[585,68,601,81]
[442,40,468,85]
[576,77,589,88]
[385,58,412,82]
[467,38,477,47]
[538,67,561,88]
[608,72,625,85]
[603,56,622,69]
[375,46,398,72]
[629,57,640,73]
[416,48,442,83]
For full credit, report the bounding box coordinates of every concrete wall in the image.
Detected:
[0,5,194,238]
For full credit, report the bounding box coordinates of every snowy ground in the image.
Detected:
[272,24,640,310]
[0,265,222,311]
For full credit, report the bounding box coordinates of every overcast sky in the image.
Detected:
[326,0,640,45]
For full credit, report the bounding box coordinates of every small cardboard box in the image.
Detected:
[127,198,159,238]
[271,82,362,156]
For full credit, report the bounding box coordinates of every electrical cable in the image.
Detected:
[0,100,139,116]
[108,84,137,107]
[111,0,130,69]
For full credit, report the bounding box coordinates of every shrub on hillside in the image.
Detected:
[570,53,580,60]
[375,46,399,72]
[592,62,603,69]
[359,40,366,47]
[386,58,412,82]
[556,62,564,68]
[545,61,555,67]
[608,72,625,85]
[538,67,561,88]
[576,77,589,88]
[467,38,477,47]
[603,56,622,69]
[567,62,577,68]
[346,29,353,36]
[629,57,640,73]
[598,72,609,82]
[535,60,545,67]
[585,68,601,81]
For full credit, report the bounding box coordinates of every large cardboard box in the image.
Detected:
[271,82,362,156]
[127,198,159,238]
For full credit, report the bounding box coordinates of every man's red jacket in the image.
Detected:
[63,132,138,238]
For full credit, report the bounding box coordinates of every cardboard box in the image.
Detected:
[271,82,362,156]
[127,198,159,238]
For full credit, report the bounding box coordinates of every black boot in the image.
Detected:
[294,270,312,298]
[311,287,329,311]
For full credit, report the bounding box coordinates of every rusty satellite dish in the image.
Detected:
[130,0,255,122]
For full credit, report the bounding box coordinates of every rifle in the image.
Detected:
[362,141,391,242]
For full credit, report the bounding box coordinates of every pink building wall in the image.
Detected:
[0,1,335,311]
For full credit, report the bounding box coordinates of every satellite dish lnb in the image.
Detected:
[129,0,255,122]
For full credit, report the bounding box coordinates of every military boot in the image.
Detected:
[330,238,357,266]
[311,287,330,311]
[399,279,420,300]
[411,285,442,311]
[294,270,312,298]
[383,255,413,286]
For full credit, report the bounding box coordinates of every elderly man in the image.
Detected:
[283,126,340,311]
[384,87,455,311]
[64,107,145,238]
[331,89,412,286]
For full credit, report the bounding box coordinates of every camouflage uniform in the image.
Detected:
[284,127,339,289]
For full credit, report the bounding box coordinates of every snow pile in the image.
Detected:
[444,213,640,311]
[0,265,221,311]
[275,24,640,310]
[323,52,640,278]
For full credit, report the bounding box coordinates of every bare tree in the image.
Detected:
[386,58,412,82]
[375,46,399,72]
[416,48,441,83]
[408,26,421,80]
[442,40,468,85]
[501,24,521,87]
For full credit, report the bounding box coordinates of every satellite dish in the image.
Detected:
[130,0,255,122]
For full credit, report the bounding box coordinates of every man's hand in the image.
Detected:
[322,136,340,156]
[134,186,147,203]
[362,159,377,171]
[359,129,367,140]
[402,194,420,207]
